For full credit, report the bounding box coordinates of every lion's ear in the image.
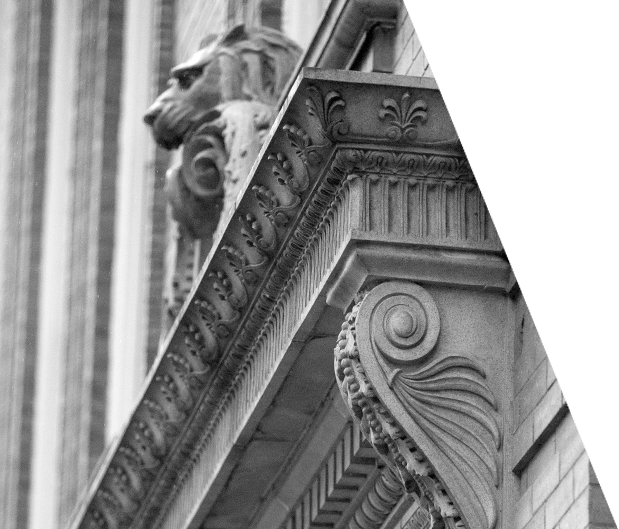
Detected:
[199,34,219,49]
[221,24,248,45]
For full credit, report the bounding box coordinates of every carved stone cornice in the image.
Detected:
[70,70,497,529]
[334,281,502,529]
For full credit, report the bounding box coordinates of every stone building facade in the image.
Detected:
[0,1,615,529]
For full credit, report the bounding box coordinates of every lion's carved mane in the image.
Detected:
[144,25,301,315]
[144,24,302,151]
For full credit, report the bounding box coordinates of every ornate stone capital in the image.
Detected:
[335,281,502,529]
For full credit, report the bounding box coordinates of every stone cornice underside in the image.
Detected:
[277,421,404,529]
[72,69,502,529]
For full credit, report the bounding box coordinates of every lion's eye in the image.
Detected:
[176,69,202,91]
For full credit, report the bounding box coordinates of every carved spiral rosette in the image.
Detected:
[368,283,440,364]
[181,126,227,199]
[166,126,228,239]
[335,281,501,529]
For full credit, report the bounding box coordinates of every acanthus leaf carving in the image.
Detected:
[221,242,265,288]
[132,419,164,461]
[117,444,157,490]
[181,322,219,367]
[96,488,126,526]
[252,183,300,228]
[379,92,428,142]
[306,85,350,141]
[166,350,210,392]
[268,151,310,196]
[154,372,193,415]
[143,396,181,442]
[239,212,277,257]
[108,465,141,511]
[209,269,248,310]
[282,124,323,167]
[335,281,501,529]
[194,296,239,340]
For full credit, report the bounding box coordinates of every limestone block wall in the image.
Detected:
[512,293,616,529]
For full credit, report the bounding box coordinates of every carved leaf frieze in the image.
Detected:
[335,281,502,529]
[342,150,473,179]
[221,242,265,287]
[252,183,301,228]
[209,269,248,310]
[268,151,310,196]
[239,212,278,257]
[379,92,428,142]
[282,123,323,167]
[166,351,209,391]
[133,420,164,460]
[306,85,350,141]
[181,322,219,367]
[194,296,239,339]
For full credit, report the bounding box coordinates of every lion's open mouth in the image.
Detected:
[150,103,195,150]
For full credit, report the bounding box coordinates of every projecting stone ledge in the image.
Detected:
[69,68,510,529]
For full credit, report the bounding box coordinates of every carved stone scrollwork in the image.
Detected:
[306,85,350,142]
[165,126,226,240]
[334,281,502,529]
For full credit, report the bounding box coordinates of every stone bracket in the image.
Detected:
[334,281,503,529]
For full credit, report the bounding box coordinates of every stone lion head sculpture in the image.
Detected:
[144,24,303,150]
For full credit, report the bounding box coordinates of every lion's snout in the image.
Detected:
[144,100,195,150]
[144,101,164,126]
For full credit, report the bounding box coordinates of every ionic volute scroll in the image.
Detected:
[334,281,502,529]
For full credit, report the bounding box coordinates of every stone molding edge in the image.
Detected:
[334,281,503,529]
[326,246,511,313]
[70,71,476,529]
